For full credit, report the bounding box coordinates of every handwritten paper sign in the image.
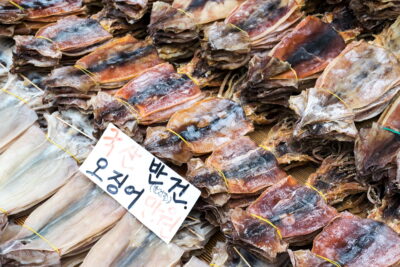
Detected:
[80,123,201,243]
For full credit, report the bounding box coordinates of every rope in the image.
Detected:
[22,224,61,255]
[115,97,140,124]
[9,1,24,10]
[314,254,341,267]
[216,169,229,192]
[382,127,400,135]
[45,134,81,164]
[250,213,282,239]
[0,208,8,215]
[1,88,28,104]
[166,128,191,147]
[305,182,327,202]
[73,65,99,85]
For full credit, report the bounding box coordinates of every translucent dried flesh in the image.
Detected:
[172,0,245,25]
[206,136,287,194]
[312,212,400,267]
[35,15,112,52]
[14,0,84,20]
[316,41,400,121]
[0,174,126,266]
[114,63,203,124]
[247,176,337,242]
[81,213,184,267]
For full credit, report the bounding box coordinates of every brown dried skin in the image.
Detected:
[375,16,400,60]
[12,35,62,71]
[35,16,112,54]
[307,152,367,205]
[289,87,358,141]
[226,0,304,45]
[316,41,400,121]
[177,51,227,88]
[45,66,97,93]
[312,212,400,267]
[104,0,148,23]
[260,117,316,167]
[0,3,26,24]
[369,195,400,234]
[145,97,253,164]
[289,249,333,267]
[149,1,199,60]
[206,136,287,194]
[14,0,84,21]
[247,176,338,244]
[270,16,346,79]
[186,158,227,198]
[172,0,245,25]
[201,22,251,70]
[76,35,164,85]
[114,63,204,125]
[91,92,142,141]
[229,208,288,262]
[349,0,400,31]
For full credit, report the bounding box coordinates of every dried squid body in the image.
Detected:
[355,95,400,181]
[310,212,400,267]
[81,213,184,267]
[144,97,254,165]
[0,113,92,236]
[0,73,39,152]
[247,176,337,244]
[0,174,126,266]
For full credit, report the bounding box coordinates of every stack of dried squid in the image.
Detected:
[0,0,400,267]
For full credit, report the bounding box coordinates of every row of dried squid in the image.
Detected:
[0,0,399,266]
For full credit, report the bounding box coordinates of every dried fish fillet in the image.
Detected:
[0,174,126,266]
[247,176,337,244]
[81,213,184,267]
[144,97,253,164]
[312,212,400,267]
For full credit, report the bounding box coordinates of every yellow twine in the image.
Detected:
[45,134,81,164]
[74,65,99,85]
[22,224,60,255]
[250,213,282,239]
[305,182,327,202]
[216,169,229,192]
[178,70,200,86]
[177,8,194,19]
[9,0,24,10]
[115,97,140,124]
[166,128,191,147]
[259,145,269,151]
[228,23,246,34]
[36,36,55,43]
[1,88,28,104]
[314,254,341,267]
[233,246,252,267]
[0,208,8,215]
[322,88,351,110]
[210,265,220,267]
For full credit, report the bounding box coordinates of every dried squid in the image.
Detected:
[188,136,287,198]
[0,112,92,232]
[183,256,208,267]
[81,213,184,267]
[355,95,400,182]
[0,174,126,266]
[0,73,40,152]
[247,176,338,244]
[310,212,400,267]
[369,194,400,234]
[12,15,113,71]
[144,97,253,164]
[306,151,367,205]
[237,15,346,108]
[375,16,400,60]
[93,63,203,127]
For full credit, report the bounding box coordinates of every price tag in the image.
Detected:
[79,123,201,243]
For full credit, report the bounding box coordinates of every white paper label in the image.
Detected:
[79,123,201,243]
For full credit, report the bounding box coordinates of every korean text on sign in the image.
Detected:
[80,123,201,243]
